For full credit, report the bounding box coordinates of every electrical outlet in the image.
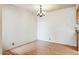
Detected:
[12,42,14,46]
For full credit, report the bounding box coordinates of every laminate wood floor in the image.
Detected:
[3,40,79,55]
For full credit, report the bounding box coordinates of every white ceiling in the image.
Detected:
[14,4,76,13]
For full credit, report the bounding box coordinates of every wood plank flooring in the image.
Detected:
[3,40,79,55]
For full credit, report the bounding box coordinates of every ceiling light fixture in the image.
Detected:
[37,5,46,17]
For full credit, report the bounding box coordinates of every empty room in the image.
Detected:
[0,4,2,55]
[2,4,79,55]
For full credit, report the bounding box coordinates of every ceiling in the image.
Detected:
[14,4,76,13]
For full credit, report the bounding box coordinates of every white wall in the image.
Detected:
[37,7,76,46]
[2,5,37,51]
[0,5,2,54]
